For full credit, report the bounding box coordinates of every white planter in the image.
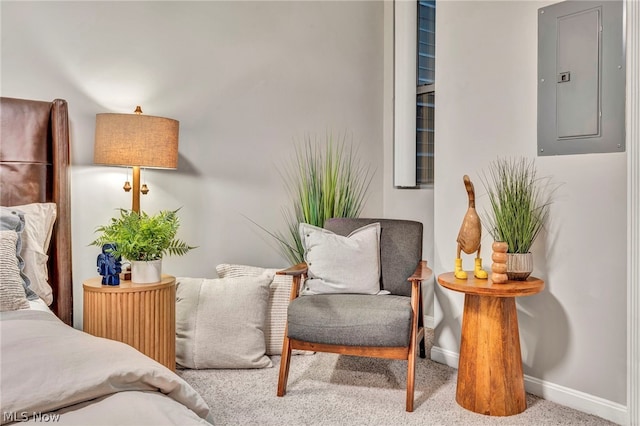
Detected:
[131,259,162,284]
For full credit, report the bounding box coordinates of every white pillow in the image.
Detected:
[12,203,57,305]
[216,263,306,356]
[175,275,272,369]
[0,230,30,311]
[299,222,381,295]
[28,298,54,313]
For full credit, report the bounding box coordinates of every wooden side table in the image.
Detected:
[83,275,176,371]
[437,272,544,416]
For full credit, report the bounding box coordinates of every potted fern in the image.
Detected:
[91,209,195,283]
[480,157,555,280]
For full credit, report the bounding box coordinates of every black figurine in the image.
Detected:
[97,243,122,285]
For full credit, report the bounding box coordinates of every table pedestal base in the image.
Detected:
[456,294,526,416]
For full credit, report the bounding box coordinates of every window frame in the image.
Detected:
[393,0,435,188]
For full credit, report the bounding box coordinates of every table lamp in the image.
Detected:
[94,106,179,213]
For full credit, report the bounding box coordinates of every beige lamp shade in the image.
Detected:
[94,113,179,169]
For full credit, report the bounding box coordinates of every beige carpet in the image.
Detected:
[178,330,614,425]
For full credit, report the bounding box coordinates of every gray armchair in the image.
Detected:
[276,218,433,412]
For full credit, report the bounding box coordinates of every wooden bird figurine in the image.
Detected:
[455,175,488,280]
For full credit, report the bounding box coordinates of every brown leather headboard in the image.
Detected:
[0,97,73,325]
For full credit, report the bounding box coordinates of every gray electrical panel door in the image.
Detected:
[538,0,625,156]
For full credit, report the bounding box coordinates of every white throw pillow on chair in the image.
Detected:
[299,222,381,295]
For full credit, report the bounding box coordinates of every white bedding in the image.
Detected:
[26,298,51,312]
[0,309,212,425]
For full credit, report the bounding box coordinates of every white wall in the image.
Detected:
[1,1,386,328]
[2,0,632,422]
[427,0,627,421]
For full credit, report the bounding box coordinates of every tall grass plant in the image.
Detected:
[261,133,374,264]
[480,157,556,254]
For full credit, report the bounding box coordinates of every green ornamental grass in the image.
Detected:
[481,157,555,254]
[256,133,373,265]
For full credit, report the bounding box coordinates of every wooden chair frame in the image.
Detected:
[276,260,432,412]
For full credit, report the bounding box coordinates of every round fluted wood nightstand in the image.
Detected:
[83,275,176,371]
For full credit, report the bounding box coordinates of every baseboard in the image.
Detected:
[430,344,459,368]
[429,345,627,425]
[424,315,434,329]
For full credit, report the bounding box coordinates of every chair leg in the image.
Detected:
[406,279,421,411]
[277,335,293,397]
[418,286,426,359]
[406,343,417,412]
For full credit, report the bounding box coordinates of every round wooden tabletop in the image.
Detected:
[437,272,544,298]
[83,274,175,293]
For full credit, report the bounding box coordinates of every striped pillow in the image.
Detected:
[216,264,310,356]
[1,230,30,311]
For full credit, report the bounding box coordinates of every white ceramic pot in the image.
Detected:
[131,259,162,284]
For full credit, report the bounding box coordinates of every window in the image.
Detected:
[417,0,435,185]
[392,0,435,188]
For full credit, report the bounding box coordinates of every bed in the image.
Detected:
[0,97,212,425]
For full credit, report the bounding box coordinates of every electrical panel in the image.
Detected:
[538,0,625,156]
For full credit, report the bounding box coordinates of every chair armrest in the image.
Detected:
[277,262,308,301]
[277,262,308,277]
[408,260,433,283]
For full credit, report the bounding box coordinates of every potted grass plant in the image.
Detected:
[254,133,374,265]
[91,208,195,283]
[480,157,555,280]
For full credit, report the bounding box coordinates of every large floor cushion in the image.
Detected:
[175,275,273,369]
[216,263,294,356]
[287,294,412,347]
